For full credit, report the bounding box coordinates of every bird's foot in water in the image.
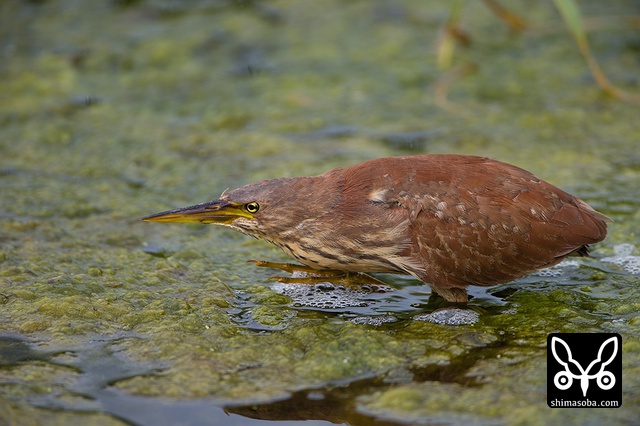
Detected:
[247,260,389,290]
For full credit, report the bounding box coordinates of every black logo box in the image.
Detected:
[547,333,622,408]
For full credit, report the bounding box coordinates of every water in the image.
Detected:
[1,1,639,425]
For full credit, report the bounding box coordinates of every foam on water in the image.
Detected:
[350,315,398,326]
[414,308,480,325]
[532,259,581,277]
[271,282,394,310]
[601,243,640,275]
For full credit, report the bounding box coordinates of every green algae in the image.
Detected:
[1,0,639,424]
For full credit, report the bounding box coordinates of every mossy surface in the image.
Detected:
[1,0,639,425]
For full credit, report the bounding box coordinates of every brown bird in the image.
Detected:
[143,154,610,302]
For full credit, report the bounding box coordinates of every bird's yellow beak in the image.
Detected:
[142,200,252,224]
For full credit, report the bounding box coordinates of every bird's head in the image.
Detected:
[143,175,335,239]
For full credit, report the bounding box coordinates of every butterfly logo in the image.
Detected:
[551,336,618,397]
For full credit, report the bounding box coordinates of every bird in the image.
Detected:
[143,154,610,302]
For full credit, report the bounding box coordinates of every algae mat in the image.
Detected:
[1,1,639,425]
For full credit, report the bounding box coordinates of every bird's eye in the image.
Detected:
[245,202,260,214]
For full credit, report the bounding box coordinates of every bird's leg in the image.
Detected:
[247,260,389,288]
[429,285,469,303]
[248,260,345,276]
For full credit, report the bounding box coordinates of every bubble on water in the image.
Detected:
[414,308,480,325]
[533,259,581,277]
[602,243,640,275]
[613,243,634,256]
[272,282,393,309]
[350,315,398,326]
[532,267,564,278]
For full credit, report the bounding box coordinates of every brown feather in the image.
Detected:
[339,155,610,301]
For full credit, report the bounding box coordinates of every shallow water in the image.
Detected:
[1,0,639,425]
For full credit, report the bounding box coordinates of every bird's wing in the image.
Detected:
[344,155,609,290]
